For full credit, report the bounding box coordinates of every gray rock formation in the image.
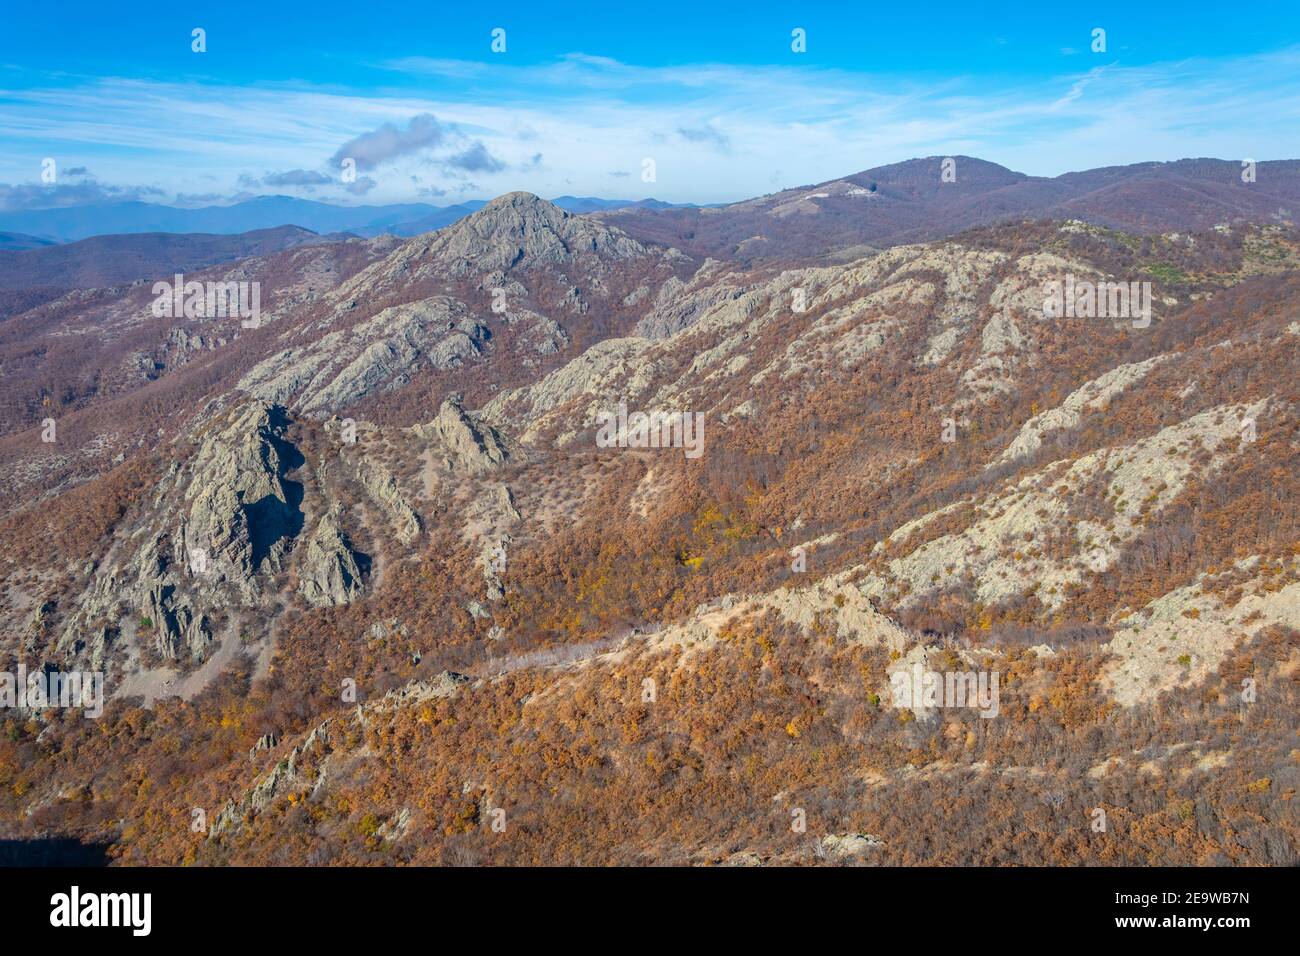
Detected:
[135,539,211,661]
[179,401,302,590]
[821,833,885,859]
[248,733,279,761]
[56,399,308,666]
[357,460,420,545]
[418,192,654,275]
[297,510,364,608]
[240,296,487,413]
[230,193,687,419]
[411,396,510,475]
[210,717,334,839]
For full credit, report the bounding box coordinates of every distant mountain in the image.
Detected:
[0,231,57,250]
[0,225,341,293]
[382,201,488,236]
[549,196,702,213]
[382,197,701,234]
[599,156,1300,261]
[0,196,444,243]
[0,195,714,244]
[237,191,691,416]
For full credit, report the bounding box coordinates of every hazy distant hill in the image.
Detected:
[550,196,701,213]
[600,156,1300,261]
[0,231,57,250]
[0,196,443,243]
[380,201,489,236]
[373,197,700,235]
[0,195,703,244]
[0,225,342,292]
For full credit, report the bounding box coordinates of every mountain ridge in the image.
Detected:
[0,194,705,244]
[599,156,1300,261]
[0,166,1297,868]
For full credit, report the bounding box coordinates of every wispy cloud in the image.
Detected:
[0,179,166,211]
[0,47,1297,205]
[677,124,730,152]
[440,141,506,174]
[330,113,450,171]
[1050,66,1110,111]
[261,169,334,187]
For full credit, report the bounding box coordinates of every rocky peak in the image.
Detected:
[297,509,364,608]
[482,190,571,219]
[422,191,653,273]
[181,401,303,584]
[411,395,511,475]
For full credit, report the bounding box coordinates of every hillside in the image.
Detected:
[0,225,338,295]
[600,157,1300,262]
[0,175,1297,867]
[0,232,57,251]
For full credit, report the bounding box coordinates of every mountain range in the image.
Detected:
[0,194,706,244]
[0,157,1296,867]
[601,156,1300,261]
[0,231,57,251]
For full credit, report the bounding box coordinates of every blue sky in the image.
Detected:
[1,0,1298,207]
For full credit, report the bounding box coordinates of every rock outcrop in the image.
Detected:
[418,192,655,275]
[210,672,470,840]
[1103,555,1300,705]
[57,400,315,665]
[357,460,421,545]
[113,401,303,661]
[411,396,510,475]
[297,510,364,608]
[240,297,487,413]
[179,401,303,590]
[860,401,1269,613]
[993,355,1171,466]
[821,833,885,859]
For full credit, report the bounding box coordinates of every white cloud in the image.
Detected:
[0,47,1297,205]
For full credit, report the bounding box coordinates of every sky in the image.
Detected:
[1,0,1298,209]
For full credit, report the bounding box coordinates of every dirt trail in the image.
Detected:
[472,623,658,678]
